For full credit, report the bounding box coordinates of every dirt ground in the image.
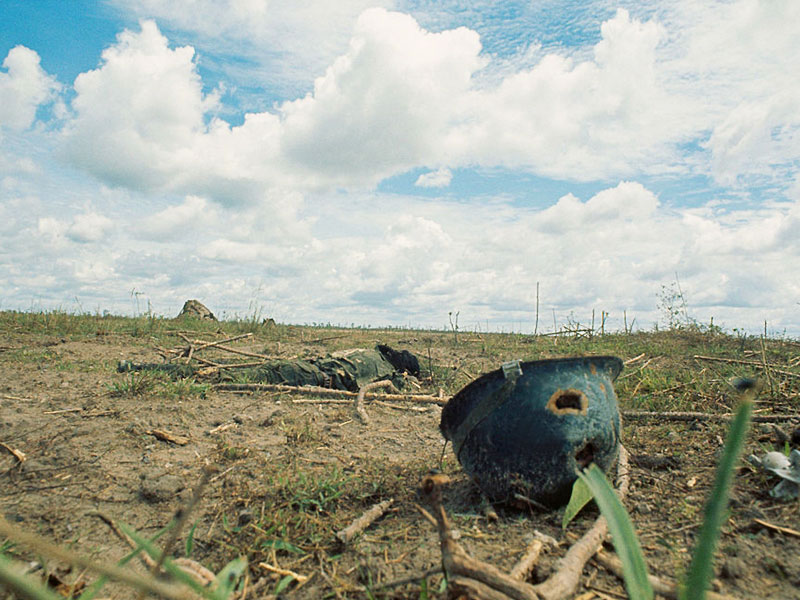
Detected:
[1,327,799,599]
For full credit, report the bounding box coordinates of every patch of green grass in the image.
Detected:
[157,378,209,401]
[108,372,157,398]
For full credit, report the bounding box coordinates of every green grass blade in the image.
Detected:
[580,465,654,600]
[78,521,172,600]
[212,556,248,600]
[274,574,295,595]
[118,522,211,598]
[680,382,756,600]
[562,477,594,529]
[185,521,198,557]
[0,553,64,600]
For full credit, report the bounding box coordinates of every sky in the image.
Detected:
[1,0,799,336]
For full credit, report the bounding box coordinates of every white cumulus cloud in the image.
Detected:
[110,0,395,94]
[67,212,115,243]
[61,21,216,191]
[0,46,59,131]
[279,8,483,186]
[415,167,452,188]
[137,195,218,238]
[55,5,800,200]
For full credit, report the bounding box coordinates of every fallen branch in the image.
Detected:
[374,400,431,412]
[177,332,253,354]
[535,447,630,600]
[336,498,394,544]
[208,422,237,434]
[370,566,443,591]
[214,383,448,405]
[355,380,399,424]
[693,355,800,379]
[621,410,797,423]
[623,353,646,366]
[592,551,735,600]
[207,345,268,360]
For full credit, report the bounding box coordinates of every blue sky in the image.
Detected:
[1,0,799,335]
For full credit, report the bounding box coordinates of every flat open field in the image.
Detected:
[1,312,799,599]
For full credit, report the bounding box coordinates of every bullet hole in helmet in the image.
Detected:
[547,389,588,415]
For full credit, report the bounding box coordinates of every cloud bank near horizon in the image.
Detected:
[1,1,799,335]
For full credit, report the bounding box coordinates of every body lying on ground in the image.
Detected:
[117,344,421,391]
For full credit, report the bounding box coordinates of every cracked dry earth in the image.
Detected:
[1,331,799,599]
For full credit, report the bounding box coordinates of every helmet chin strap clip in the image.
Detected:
[501,360,523,379]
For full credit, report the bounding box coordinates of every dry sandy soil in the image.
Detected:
[1,325,799,599]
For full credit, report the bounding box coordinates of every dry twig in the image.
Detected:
[258,561,310,587]
[592,551,735,600]
[336,498,394,543]
[753,518,800,538]
[146,429,190,446]
[0,441,26,463]
[509,540,544,582]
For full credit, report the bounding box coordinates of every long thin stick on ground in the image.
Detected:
[215,382,447,404]
[593,551,735,600]
[622,410,796,423]
[693,354,800,379]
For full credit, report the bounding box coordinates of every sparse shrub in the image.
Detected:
[108,372,156,398]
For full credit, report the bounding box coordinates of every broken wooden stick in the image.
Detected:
[147,429,190,446]
[0,441,26,463]
[753,518,800,538]
[622,410,797,423]
[593,551,736,600]
[177,332,253,354]
[534,446,629,600]
[693,354,800,379]
[336,498,394,544]
[214,382,448,405]
[354,380,399,424]
[258,562,309,587]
